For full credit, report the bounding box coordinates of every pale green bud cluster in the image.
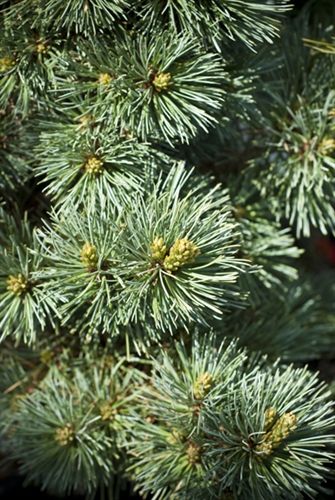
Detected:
[163,238,200,272]
[186,441,201,465]
[193,372,214,400]
[150,236,168,262]
[318,137,335,154]
[55,424,75,447]
[152,72,172,92]
[80,242,98,271]
[98,73,113,86]
[264,407,277,431]
[0,56,15,72]
[35,39,48,54]
[257,409,297,456]
[7,274,29,297]
[84,156,104,175]
[150,236,200,271]
[99,401,117,421]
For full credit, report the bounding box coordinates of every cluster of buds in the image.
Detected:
[0,55,15,72]
[152,72,172,92]
[98,73,113,86]
[256,408,298,456]
[318,137,335,155]
[186,441,202,465]
[163,238,200,272]
[99,401,118,421]
[193,372,214,400]
[7,273,29,297]
[83,155,104,175]
[35,39,48,54]
[55,423,75,447]
[80,242,98,271]
[150,237,168,262]
[150,236,200,272]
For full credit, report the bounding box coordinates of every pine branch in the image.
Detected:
[0,347,144,497]
[138,0,292,52]
[35,105,160,209]
[127,335,335,499]
[0,208,59,344]
[0,22,63,115]
[57,31,230,143]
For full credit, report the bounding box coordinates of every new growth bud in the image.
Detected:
[163,238,200,272]
[153,72,172,92]
[150,237,168,262]
[0,56,15,72]
[55,424,75,447]
[257,409,297,456]
[7,274,29,297]
[84,156,104,175]
[193,372,213,399]
[80,242,98,271]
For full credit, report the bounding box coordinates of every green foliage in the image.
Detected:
[59,32,230,143]
[2,0,291,49]
[127,336,335,499]
[32,165,249,342]
[0,21,62,114]
[0,209,58,344]
[113,165,250,332]
[229,182,302,300]
[251,92,335,237]
[4,0,130,36]
[221,274,335,362]
[35,107,156,209]
[0,107,33,197]
[138,0,292,52]
[0,349,143,497]
[248,17,335,236]
[34,200,120,340]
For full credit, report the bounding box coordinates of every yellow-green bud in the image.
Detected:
[84,156,104,175]
[77,114,95,130]
[35,40,48,54]
[7,274,29,296]
[257,411,297,456]
[186,441,201,465]
[318,137,335,155]
[270,411,297,445]
[0,56,15,72]
[193,372,214,400]
[99,401,117,421]
[163,238,200,272]
[98,73,113,86]
[150,236,168,262]
[55,424,75,446]
[264,407,277,431]
[166,428,185,445]
[80,242,98,270]
[152,72,172,92]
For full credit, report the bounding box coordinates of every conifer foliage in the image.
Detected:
[1,0,335,499]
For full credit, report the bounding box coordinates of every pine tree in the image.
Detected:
[1,0,335,499]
